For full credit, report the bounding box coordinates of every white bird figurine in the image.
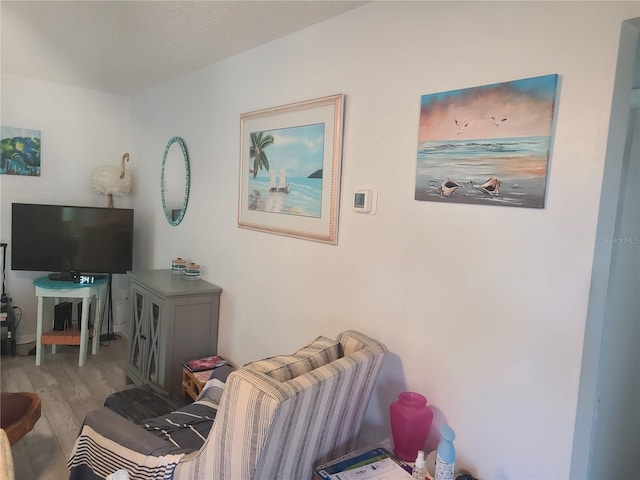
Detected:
[90,153,132,208]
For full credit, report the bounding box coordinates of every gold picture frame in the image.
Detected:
[238,94,344,244]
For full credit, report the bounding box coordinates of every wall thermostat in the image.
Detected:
[353,189,377,214]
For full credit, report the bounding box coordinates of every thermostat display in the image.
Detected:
[353,189,376,214]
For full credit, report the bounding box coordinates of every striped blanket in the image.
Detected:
[69,373,229,480]
[141,394,219,452]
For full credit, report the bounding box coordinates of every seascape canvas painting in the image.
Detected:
[247,123,325,218]
[1,126,41,176]
[415,74,559,208]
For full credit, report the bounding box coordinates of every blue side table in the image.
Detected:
[33,276,109,367]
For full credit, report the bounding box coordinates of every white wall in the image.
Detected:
[2,2,638,478]
[0,76,133,340]
[129,3,638,478]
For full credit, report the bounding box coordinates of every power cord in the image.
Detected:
[12,305,22,331]
[100,274,121,347]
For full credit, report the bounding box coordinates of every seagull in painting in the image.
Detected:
[455,119,469,135]
[491,116,508,127]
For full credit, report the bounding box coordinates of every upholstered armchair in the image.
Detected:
[68,330,387,480]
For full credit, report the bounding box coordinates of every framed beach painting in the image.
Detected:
[238,94,344,244]
[1,126,41,176]
[415,74,559,208]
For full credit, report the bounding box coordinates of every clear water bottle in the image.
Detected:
[412,449,427,479]
[434,424,455,480]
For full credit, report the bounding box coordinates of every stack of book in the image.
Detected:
[315,446,413,480]
[182,354,229,372]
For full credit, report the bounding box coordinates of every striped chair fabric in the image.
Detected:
[173,330,387,480]
[246,335,342,381]
[68,330,387,480]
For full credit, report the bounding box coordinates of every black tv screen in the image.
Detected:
[11,203,134,275]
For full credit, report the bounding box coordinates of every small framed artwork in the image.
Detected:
[1,126,41,176]
[415,74,559,208]
[238,94,345,244]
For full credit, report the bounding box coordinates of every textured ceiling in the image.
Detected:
[1,0,366,95]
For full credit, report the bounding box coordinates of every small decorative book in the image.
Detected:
[182,355,229,372]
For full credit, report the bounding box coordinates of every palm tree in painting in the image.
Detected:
[250,131,274,178]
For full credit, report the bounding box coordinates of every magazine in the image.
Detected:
[329,457,413,480]
[182,355,229,372]
[315,447,412,480]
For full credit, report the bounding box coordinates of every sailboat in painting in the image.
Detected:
[269,169,290,193]
[277,169,290,193]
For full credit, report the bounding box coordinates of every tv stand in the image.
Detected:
[33,275,109,366]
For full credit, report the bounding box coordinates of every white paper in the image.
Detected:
[330,457,413,480]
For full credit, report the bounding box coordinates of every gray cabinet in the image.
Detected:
[126,270,222,399]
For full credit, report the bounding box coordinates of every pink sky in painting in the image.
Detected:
[418,83,556,142]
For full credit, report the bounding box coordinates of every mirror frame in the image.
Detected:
[161,136,190,226]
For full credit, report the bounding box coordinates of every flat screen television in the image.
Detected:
[11,203,134,278]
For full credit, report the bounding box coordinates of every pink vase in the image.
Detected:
[390,391,433,461]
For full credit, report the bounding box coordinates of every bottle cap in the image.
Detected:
[440,424,455,441]
[415,449,426,468]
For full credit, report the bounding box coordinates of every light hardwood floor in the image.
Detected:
[1,337,130,480]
